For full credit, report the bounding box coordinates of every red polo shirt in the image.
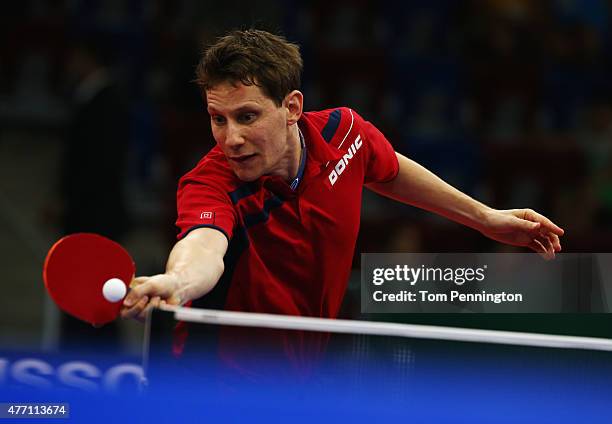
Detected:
[176,107,398,318]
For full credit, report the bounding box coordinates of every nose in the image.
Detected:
[224,122,245,150]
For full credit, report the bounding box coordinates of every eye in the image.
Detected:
[211,115,226,126]
[238,112,257,124]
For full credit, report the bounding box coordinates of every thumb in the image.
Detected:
[125,274,179,307]
[124,279,153,306]
[130,276,150,288]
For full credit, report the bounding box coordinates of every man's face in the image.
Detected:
[206,82,290,182]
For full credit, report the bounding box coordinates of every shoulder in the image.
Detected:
[303,107,369,149]
[303,107,361,133]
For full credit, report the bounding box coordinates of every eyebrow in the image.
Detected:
[207,103,261,114]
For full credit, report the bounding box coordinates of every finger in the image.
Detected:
[137,296,161,322]
[537,232,554,251]
[538,233,555,259]
[514,215,541,232]
[164,295,182,306]
[120,295,148,320]
[121,296,149,320]
[123,289,140,308]
[122,296,149,320]
[524,210,565,236]
[126,278,176,306]
[124,280,158,307]
[159,298,181,308]
[534,237,555,260]
[123,277,151,307]
[529,238,545,253]
[528,239,549,260]
[547,232,562,252]
[535,227,562,252]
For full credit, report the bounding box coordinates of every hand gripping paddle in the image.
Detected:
[43,233,135,326]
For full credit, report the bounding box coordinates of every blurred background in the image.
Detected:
[1,0,611,353]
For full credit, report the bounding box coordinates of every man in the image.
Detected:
[121,29,563,322]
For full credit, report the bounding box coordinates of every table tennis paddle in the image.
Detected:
[43,233,135,326]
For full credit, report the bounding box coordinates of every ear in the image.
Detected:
[284,90,303,126]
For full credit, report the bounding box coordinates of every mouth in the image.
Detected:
[229,153,257,164]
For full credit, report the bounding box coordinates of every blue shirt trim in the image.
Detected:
[321,109,342,143]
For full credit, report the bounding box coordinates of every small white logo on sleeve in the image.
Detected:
[200,211,213,220]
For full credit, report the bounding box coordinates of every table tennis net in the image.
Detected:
[143,306,612,391]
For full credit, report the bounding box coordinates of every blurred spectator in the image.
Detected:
[575,99,612,229]
[60,33,130,239]
[2,0,610,273]
[58,32,131,351]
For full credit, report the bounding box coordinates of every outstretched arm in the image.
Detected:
[121,227,228,321]
[366,152,564,257]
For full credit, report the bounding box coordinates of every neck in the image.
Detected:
[287,125,304,182]
[268,124,301,182]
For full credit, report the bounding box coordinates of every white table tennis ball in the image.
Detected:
[102,278,127,302]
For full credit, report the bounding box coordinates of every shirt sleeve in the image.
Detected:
[175,176,237,242]
[356,111,399,184]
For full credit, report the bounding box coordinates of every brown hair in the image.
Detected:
[195,29,303,106]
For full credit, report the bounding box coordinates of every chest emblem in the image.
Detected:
[328,135,363,186]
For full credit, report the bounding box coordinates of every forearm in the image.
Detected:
[165,229,227,302]
[367,153,492,232]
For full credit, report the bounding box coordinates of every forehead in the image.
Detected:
[206,82,274,112]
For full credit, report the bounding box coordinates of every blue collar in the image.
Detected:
[290,128,307,191]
